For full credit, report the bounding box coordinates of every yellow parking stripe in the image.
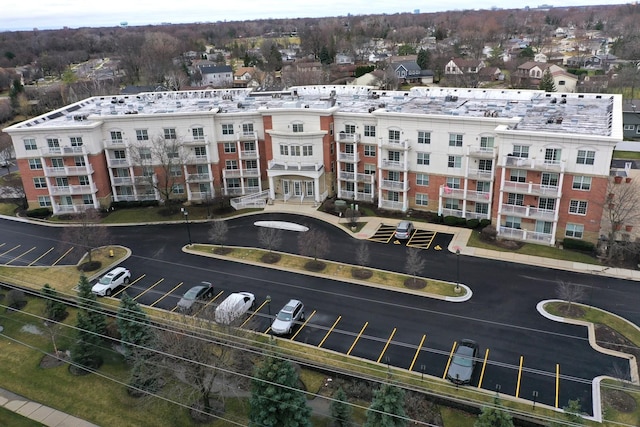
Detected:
[192,290,224,316]
[409,334,426,371]
[133,278,163,300]
[376,328,397,363]
[240,298,269,328]
[112,274,146,298]
[28,247,54,266]
[5,247,35,265]
[151,281,183,307]
[318,316,341,348]
[52,247,74,266]
[347,322,368,356]
[443,341,457,379]
[291,310,316,340]
[477,348,490,389]
[515,355,524,398]
[555,364,560,408]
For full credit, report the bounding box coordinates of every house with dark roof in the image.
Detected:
[444,58,486,75]
[623,100,640,141]
[198,65,233,88]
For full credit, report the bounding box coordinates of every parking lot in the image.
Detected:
[368,224,453,251]
[0,242,82,267]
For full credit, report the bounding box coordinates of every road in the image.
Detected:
[1,213,639,414]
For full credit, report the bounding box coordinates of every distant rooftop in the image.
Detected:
[8,86,618,137]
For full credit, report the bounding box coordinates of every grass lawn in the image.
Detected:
[467,230,601,265]
[0,407,43,427]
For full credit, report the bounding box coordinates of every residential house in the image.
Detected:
[393,61,422,84]
[444,58,486,75]
[233,67,259,88]
[515,62,577,92]
[335,54,355,65]
[623,100,640,141]
[198,65,233,88]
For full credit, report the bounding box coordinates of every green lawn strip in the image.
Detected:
[440,406,477,427]
[467,230,601,265]
[545,301,640,424]
[190,244,462,298]
[599,378,640,426]
[0,406,43,427]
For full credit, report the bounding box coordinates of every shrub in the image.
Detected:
[443,215,460,226]
[562,238,595,253]
[25,208,51,218]
[5,289,26,310]
[479,219,491,228]
[110,200,160,209]
[466,218,480,229]
[480,225,497,241]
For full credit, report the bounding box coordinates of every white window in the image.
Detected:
[505,216,521,229]
[513,145,529,158]
[417,152,430,165]
[544,148,561,163]
[280,145,289,155]
[222,124,234,135]
[194,146,206,157]
[24,138,37,150]
[572,176,591,190]
[79,176,89,186]
[416,174,429,186]
[224,142,236,153]
[226,160,238,169]
[47,138,60,149]
[364,125,376,137]
[389,129,400,142]
[74,156,85,166]
[449,134,463,147]
[192,127,205,140]
[136,129,149,141]
[388,151,400,162]
[164,128,176,140]
[576,150,595,165]
[364,164,376,175]
[345,124,356,134]
[170,165,182,177]
[569,200,588,215]
[33,177,47,188]
[624,125,635,131]
[480,136,494,149]
[364,145,376,157]
[227,178,241,188]
[29,159,42,170]
[418,131,431,144]
[566,224,584,238]
[110,131,123,142]
[70,136,83,146]
[507,193,524,205]
[242,123,254,134]
[475,203,489,214]
[448,155,461,168]
[139,147,151,160]
[416,194,428,206]
[303,145,313,156]
[172,184,185,194]
[82,195,93,205]
[292,123,304,132]
[510,170,527,183]
[291,146,300,156]
[446,177,461,189]
[444,198,460,209]
[38,196,52,207]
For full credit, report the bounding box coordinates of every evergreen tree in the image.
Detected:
[127,353,162,396]
[417,48,430,70]
[330,387,352,427]
[41,284,67,321]
[364,383,407,427]
[249,356,311,427]
[71,275,107,371]
[319,46,332,65]
[539,69,556,92]
[474,397,514,427]
[117,292,153,361]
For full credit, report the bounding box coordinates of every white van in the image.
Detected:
[215,292,255,324]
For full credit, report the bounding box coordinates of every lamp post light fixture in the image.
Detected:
[180,207,192,246]
[455,248,461,293]
[266,295,272,337]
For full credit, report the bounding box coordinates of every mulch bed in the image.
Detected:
[351,268,373,280]
[304,260,326,272]
[260,253,281,264]
[404,278,427,289]
[39,351,70,369]
[213,247,233,255]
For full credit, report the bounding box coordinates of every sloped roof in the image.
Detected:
[199,65,232,74]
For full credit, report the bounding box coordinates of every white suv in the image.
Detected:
[91,267,131,296]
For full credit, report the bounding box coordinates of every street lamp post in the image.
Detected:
[455,248,461,292]
[266,295,272,337]
[180,208,192,246]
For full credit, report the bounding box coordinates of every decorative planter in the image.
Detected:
[614,176,623,184]
[626,177,632,183]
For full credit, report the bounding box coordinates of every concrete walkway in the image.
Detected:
[2,202,640,426]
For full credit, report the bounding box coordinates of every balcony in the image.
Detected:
[357,173,375,184]
[223,169,242,178]
[39,146,86,157]
[464,210,490,220]
[239,149,258,160]
[441,207,463,217]
[338,152,360,162]
[503,156,565,173]
[339,190,375,202]
[186,155,209,165]
[268,160,323,172]
[107,157,132,167]
[182,137,209,145]
[499,226,553,245]
[133,175,156,185]
[49,183,97,195]
[104,138,129,146]
[500,204,557,221]
[44,164,94,177]
[112,176,133,186]
[467,168,493,180]
[186,173,211,182]
[502,181,561,197]
[468,146,496,158]
[380,179,408,191]
[380,139,409,150]
[55,204,93,214]
[338,171,355,181]
[379,199,404,211]
[380,159,407,171]
[337,132,361,143]
[238,131,258,141]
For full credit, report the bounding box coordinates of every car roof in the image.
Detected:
[105,266,127,276]
[397,221,412,227]
[281,299,302,311]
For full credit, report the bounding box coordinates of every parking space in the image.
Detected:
[367,224,452,251]
[367,224,396,243]
[407,230,436,249]
[0,241,81,267]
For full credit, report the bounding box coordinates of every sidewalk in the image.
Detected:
[0,387,99,427]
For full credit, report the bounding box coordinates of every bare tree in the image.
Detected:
[556,281,587,310]
[129,134,191,204]
[600,179,640,263]
[355,241,370,268]
[404,247,426,289]
[258,227,283,253]
[59,208,111,267]
[208,220,229,249]
[345,208,361,229]
[298,229,330,261]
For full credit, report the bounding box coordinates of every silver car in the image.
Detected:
[271,299,305,335]
[395,221,415,240]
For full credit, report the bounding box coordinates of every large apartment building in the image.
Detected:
[3,85,623,246]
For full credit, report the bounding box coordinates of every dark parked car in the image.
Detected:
[176,281,214,312]
[446,339,479,385]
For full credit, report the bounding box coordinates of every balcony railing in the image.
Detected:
[468,146,496,158]
[380,159,407,171]
[239,149,258,160]
[107,157,132,167]
[467,168,493,180]
[338,152,360,162]
[503,156,565,172]
[380,179,408,191]
[112,176,133,186]
[40,146,87,157]
[441,207,463,217]
[502,181,561,197]
[379,199,404,211]
[338,171,355,181]
[187,173,211,182]
[268,160,323,171]
[499,226,553,245]
[104,138,129,146]
[464,210,491,220]
[55,204,93,214]
[380,139,409,150]
[357,173,375,184]
[500,204,557,221]
[182,137,209,145]
[49,183,97,195]
[238,131,258,141]
[337,132,361,143]
[44,165,94,177]
[186,155,209,165]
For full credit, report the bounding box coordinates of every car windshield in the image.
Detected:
[98,276,113,285]
[452,346,475,367]
[183,287,203,300]
[276,311,292,321]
